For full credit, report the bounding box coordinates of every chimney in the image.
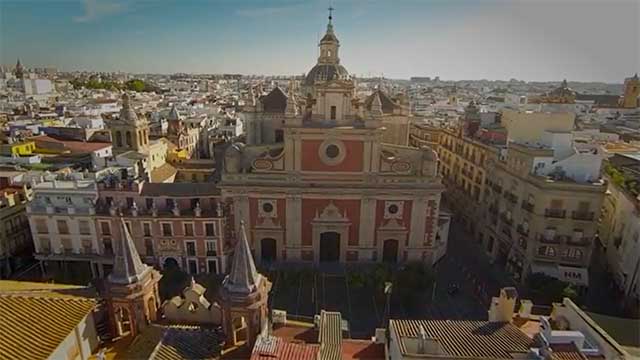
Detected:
[488,287,518,322]
[519,299,533,319]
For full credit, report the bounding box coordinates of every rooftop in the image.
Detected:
[0,281,97,360]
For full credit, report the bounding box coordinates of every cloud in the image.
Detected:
[235,4,304,18]
[73,0,125,23]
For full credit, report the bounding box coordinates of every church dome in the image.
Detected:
[304,63,349,86]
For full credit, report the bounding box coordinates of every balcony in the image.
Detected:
[566,237,591,246]
[521,201,534,213]
[537,234,562,244]
[571,211,595,221]
[504,192,518,204]
[544,209,566,219]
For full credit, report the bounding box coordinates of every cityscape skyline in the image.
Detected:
[1,0,638,82]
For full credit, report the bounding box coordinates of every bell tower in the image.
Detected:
[219,220,271,348]
[109,93,150,154]
[621,73,639,109]
[104,218,162,339]
[318,7,340,65]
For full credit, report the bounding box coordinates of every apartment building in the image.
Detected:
[0,173,32,278]
[27,179,103,278]
[599,153,640,312]
[429,105,606,286]
[95,178,228,275]
[480,137,606,285]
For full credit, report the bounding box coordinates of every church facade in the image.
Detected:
[222,16,449,266]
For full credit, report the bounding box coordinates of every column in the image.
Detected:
[285,195,302,260]
[409,197,428,247]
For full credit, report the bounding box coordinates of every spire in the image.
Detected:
[168,104,181,121]
[119,93,139,123]
[223,220,260,295]
[371,92,383,116]
[561,79,568,88]
[109,218,150,285]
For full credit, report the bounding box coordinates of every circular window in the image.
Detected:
[262,202,274,213]
[325,144,340,159]
[388,204,399,214]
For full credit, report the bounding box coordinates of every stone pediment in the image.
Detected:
[313,202,350,223]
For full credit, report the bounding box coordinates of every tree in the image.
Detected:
[393,262,434,310]
[526,273,578,305]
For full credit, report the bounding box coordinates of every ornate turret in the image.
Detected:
[304,7,349,87]
[285,80,299,118]
[167,105,181,121]
[119,93,144,124]
[219,220,271,348]
[14,58,24,79]
[104,218,162,339]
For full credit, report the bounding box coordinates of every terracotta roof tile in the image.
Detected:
[0,283,97,360]
[391,319,535,359]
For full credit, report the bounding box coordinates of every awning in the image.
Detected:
[530,263,590,287]
[558,266,589,287]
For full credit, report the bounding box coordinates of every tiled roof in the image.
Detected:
[0,282,97,360]
[549,343,588,360]
[251,335,319,360]
[364,89,400,114]
[140,182,220,197]
[318,310,343,360]
[259,87,287,113]
[149,163,177,183]
[33,134,112,153]
[391,319,535,359]
[124,325,221,360]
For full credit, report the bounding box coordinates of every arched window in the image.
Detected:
[115,131,123,147]
[126,131,132,146]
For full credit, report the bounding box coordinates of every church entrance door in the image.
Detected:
[319,232,340,262]
[382,239,399,263]
[261,238,277,263]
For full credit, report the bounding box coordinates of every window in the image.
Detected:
[206,240,217,256]
[103,238,113,254]
[166,198,174,209]
[145,238,154,256]
[57,220,69,235]
[205,223,216,237]
[330,106,337,120]
[550,199,564,209]
[275,129,284,143]
[142,222,152,237]
[186,241,196,256]
[39,237,51,252]
[538,246,556,257]
[207,259,218,274]
[126,131,132,146]
[544,227,556,240]
[100,221,111,235]
[161,223,173,236]
[61,238,72,251]
[187,259,198,275]
[126,197,134,208]
[184,223,194,236]
[190,198,199,209]
[577,201,590,212]
[325,144,340,159]
[115,131,122,147]
[567,248,583,260]
[145,198,154,210]
[35,219,48,234]
[79,220,91,235]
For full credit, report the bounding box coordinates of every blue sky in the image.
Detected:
[0,0,638,82]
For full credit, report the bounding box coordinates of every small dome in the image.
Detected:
[304,64,349,86]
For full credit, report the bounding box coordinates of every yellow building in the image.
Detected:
[0,141,36,156]
[501,109,574,144]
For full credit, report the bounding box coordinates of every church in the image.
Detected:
[222,13,450,266]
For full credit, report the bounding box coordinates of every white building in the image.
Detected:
[27,179,107,278]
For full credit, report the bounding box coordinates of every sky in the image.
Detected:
[0,0,638,82]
